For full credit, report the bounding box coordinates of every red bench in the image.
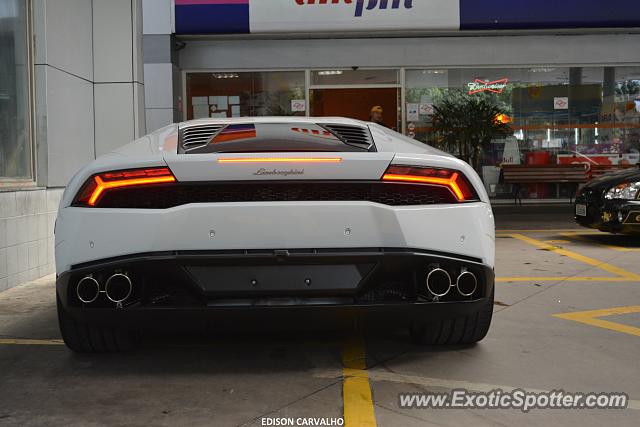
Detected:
[502,164,589,205]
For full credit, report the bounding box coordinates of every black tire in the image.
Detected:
[410,291,494,345]
[57,297,139,353]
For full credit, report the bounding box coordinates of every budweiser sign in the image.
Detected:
[467,78,509,95]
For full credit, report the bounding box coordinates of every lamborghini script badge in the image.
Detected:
[254,168,304,176]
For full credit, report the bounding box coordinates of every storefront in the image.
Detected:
[185,69,402,129]
[167,0,640,199]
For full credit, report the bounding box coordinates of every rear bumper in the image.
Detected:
[55,201,495,273]
[57,248,494,330]
[57,301,493,332]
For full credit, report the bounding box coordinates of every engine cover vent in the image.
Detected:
[179,124,225,152]
[322,124,374,150]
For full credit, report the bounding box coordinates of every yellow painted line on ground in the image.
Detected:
[496,229,591,233]
[342,335,376,427]
[554,305,640,337]
[496,276,636,282]
[509,233,640,281]
[0,338,64,346]
[495,232,640,282]
[559,231,640,252]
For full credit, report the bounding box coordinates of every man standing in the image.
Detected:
[369,106,385,126]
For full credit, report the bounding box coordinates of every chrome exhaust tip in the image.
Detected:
[76,276,100,304]
[426,268,452,297]
[456,270,478,297]
[105,273,132,303]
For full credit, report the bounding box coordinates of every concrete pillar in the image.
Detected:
[600,67,617,143]
[568,67,583,143]
[93,0,145,157]
[143,0,182,132]
[34,0,145,186]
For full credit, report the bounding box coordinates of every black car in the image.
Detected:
[575,165,640,234]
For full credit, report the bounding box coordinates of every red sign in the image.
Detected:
[295,0,414,18]
[467,78,509,95]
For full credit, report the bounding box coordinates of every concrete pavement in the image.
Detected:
[0,205,639,426]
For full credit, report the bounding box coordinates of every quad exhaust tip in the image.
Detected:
[456,270,478,297]
[426,268,452,297]
[105,273,133,303]
[76,276,100,304]
[426,268,478,298]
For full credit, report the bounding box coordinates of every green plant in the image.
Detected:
[431,93,512,172]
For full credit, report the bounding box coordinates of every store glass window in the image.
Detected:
[311,69,399,86]
[185,71,306,120]
[0,0,32,180]
[310,69,401,130]
[405,67,640,198]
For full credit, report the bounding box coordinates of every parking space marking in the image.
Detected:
[315,369,640,410]
[497,233,640,282]
[559,231,640,252]
[496,276,635,282]
[0,338,64,346]
[342,335,377,427]
[554,305,640,338]
[496,229,588,233]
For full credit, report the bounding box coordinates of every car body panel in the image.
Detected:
[575,166,640,234]
[55,201,494,273]
[164,152,396,183]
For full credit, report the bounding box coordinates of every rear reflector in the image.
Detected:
[382,165,475,201]
[74,167,176,207]
[218,157,342,164]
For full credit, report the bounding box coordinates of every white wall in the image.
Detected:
[35,0,145,187]
[0,190,62,291]
[1,0,146,293]
[143,0,179,133]
[142,0,173,35]
[93,0,145,157]
[34,0,95,188]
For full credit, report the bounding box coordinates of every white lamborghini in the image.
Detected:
[55,117,495,352]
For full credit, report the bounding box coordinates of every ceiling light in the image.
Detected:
[212,73,239,79]
[318,70,344,76]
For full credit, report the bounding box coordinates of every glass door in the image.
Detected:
[309,69,401,130]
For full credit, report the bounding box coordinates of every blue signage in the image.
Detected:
[175,0,249,35]
[460,0,640,30]
[174,0,640,35]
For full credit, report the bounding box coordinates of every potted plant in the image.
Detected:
[432,93,512,172]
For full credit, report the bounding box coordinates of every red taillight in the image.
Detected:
[382,165,475,201]
[74,167,176,207]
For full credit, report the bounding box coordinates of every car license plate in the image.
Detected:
[575,204,587,216]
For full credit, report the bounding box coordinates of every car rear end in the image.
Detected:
[55,119,495,352]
